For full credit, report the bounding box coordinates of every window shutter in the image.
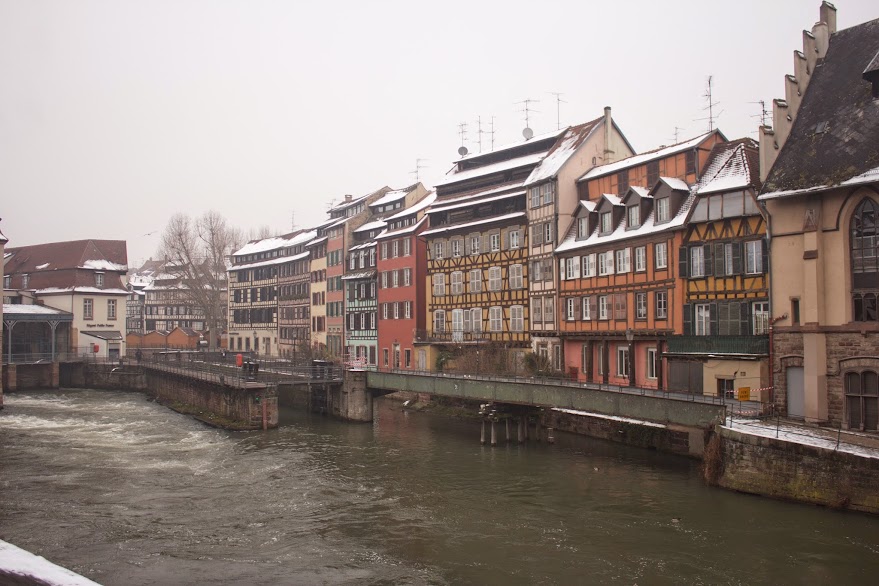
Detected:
[709,303,718,336]
[606,251,614,274]
[739,302,750,336]
[589,296,598,320]
[761,238,769,274]
[733,242,743,275]
[464,236,471,256]
[714,243,725,276]
[683,303,692,335]
[679,246,688,278]
[703,245,714,276]
[445,240,452,258]
[503,229,511,250]
[573,296,581,320]
[560,259,566,281]
[482,234,490,253]
[572,255,581,279]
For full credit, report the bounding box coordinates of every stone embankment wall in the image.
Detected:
[542,410,708,458]
[711,427,879,514]
[2,363,60,391]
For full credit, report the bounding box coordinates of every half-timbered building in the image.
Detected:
[277,229,318,360]
[526,108,634,370]
[667,139,769,398]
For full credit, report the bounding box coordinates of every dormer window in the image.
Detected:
[95,272,104,288]
[656,198,670,223]
[22,273,29,289]
[577,217,589,239]
[627,205,641,229]
[3,275,10,289]
[600,212,613,234]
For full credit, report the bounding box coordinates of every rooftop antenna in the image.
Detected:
[749,99,770,127]
[549,92,567,130]
[476,116,484,153]
[291,212,298,232]
[457,122,469,156]
[517,98,540,139]
[489,116,496,150]
[671,126,684,143]
[694,75,724,132]
[410,158,428,181]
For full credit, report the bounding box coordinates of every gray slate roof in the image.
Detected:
[762,18,879,194]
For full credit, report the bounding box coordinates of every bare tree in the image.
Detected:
[159,211,243,349]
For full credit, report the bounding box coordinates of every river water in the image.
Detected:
[1,389,878,585]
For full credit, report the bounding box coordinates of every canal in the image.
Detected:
[1,389,878,585]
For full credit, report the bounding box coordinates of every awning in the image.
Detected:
[81,330,124,341]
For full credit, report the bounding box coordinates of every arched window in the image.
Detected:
[850,199,879,321]
[845,370,879,431]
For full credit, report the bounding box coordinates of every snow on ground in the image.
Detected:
[0,540,100,585]
[724,419,879,460]
[552,407,667,428]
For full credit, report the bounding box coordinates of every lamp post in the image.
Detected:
[625,328,635,388]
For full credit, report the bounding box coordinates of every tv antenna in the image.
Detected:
[517,97,540,138]
[670,126,684,144]
[489,116,496,150]
[290,212,298,232]
[457,122,469,156]
[694,75,723,132]
[411,158,429,182]
[476,116,484,153]
[549,92,567,130]
[749,99,770,127]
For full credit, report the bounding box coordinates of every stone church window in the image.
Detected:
[851,199,879,321]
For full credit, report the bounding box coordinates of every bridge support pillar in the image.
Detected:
[505,418,510,442]
[480,420,486,445]
[490,419,497,446]
[518,417,525,443]
[340,370,373,422]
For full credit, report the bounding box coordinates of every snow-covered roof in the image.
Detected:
[577,200,597,214]
[341,270,376,280]
[525,119,602,185]
[457,128,566,162]
[435,152,544,188]
[306,236,328,247]
[375,216,428,239]
[601,194,622,207]
[759,167,879,202]
[231,250,309,271]
[694,141,758,196]
[627,186,651,199]
[1,304,73,317]
[383,191,437,221]
[421,212,527,237]
[657,176,690,192]
[233,230,316,257]
[427,190,524,215]
[579,132,716,182]
[556,193,694,254]
[370,189,409,207]
[35,263,50,270]
[349,241,377,251]
[34,287,130,295]
[79,259,128,272]
[354,219,387,234]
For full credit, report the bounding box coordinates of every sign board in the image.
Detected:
[737,387,751,401]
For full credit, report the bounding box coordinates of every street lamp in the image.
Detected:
[625,328,635,388]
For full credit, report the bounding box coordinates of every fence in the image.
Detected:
[725,410,879,455]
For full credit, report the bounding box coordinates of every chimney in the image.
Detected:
[344,194,352,203]
[820,1,837,35]
[603,106,613,157]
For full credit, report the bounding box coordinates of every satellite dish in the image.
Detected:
[458,146,469,156]
[523,127,534,139]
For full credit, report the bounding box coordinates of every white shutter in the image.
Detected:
[606,251,614,273]
[559,259,566,281]
[572,255,581,279]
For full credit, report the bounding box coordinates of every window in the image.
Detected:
[383,348,390,366]
[655,242,668,269]
[565,256,580,280]
[614,293,626,320]
[598,344,605,375]
[488,267,502,291]
[655,291,668,319]
[469,235,480,255]
[404,301,412,319]
[532,298,543,323]
[469,269,482,293]
[432,273,445,296]
[578,217,589,239]
[404,349,411,368]
[3,275,9,288]
[349,255,356,270]
[582,296,592,320]
[107,299,117,320]
[690,246,705,278]
[95,273,104,288]
[471,308,482,332]
[511,305,524,332]
[393,303,400,319]
[544,297,554,326]
[22,274,29,289]
[583,254,596,277]
[617,346,629,378]
[791,298,801,325]
[403,268,411,286]
[509,230,520,249]
[617,170,629,195]
[450,271,464,295]
[543,223,553,245]
[718,302,744,336]
[530,187,541,208]
[598,251,614,275]
[686,150,697,174]
[433,310,445,332]
[745,240,763,274]
[489,306,503,332]
[566,298,576,321]
[599,295,609,320]
[723,242,735,275]
[656,198,670,223]
[433,242,444,259]
[531,260,542,282]
[753,302,769,335]
[845,371,879,431]
[635,292,647,319]
[634,247,646,272]
[510,264,523,289]
[542,182,554,205]
[490,233,500,252]
[647,161,660,187]
[647,348,658,379]
[392,271,400,287]
[600,212,613,234]
[452,239,463,257]
[615,248,631,273]
[403,238,411,256]
[83,298,93,319]
[695,304,711,336]
[627,205,640,228]
[452,309,464,341]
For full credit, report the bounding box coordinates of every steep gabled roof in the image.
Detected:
[524,117,603,185]
[4,239,128,274]
[762,18,879,195]
[695,138,761,195]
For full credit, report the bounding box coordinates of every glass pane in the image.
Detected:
[864,371,879,395]
[846,372,862,396]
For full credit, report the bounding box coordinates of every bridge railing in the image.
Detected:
[141,352,345,385]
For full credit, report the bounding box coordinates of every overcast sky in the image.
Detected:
[1,0,876,267]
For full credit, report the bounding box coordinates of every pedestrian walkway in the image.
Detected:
[724,417,879,460]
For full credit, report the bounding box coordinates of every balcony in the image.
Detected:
[666,335,769,357]
[413,329,528,344]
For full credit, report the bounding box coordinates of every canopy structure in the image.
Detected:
[2,304,73,364]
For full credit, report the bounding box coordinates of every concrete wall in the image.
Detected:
[715,427,879,514]
[3,363,60,391]
[367,371,725,428]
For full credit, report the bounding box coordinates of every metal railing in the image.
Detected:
[140,352,345,386]
[725,411,879,454]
